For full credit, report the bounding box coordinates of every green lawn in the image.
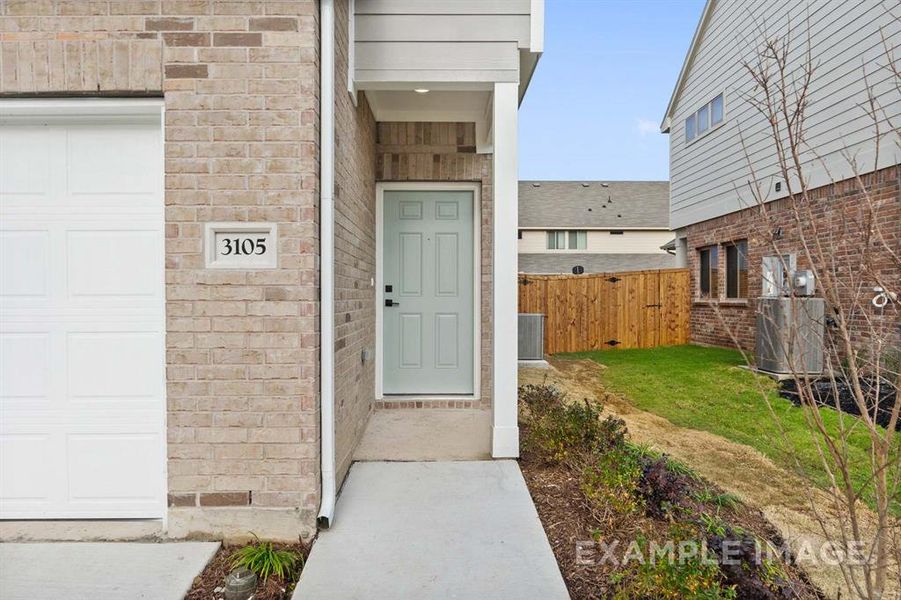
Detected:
[562,344,899,514]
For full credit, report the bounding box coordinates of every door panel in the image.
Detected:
[383,190,474,394]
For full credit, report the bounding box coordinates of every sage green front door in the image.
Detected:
[383,190,474,394]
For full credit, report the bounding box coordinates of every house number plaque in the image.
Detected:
[204,222,278,269]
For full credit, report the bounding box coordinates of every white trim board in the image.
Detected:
[374,182,481,401]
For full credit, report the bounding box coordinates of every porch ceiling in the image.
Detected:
[366,89,493,152]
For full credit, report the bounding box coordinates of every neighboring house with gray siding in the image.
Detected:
[518,181,674,274]
[0,0,543,542]
[661,0,899,350]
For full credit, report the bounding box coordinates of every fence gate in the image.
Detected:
[517,269,690,354]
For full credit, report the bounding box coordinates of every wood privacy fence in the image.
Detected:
[518,269,691,354]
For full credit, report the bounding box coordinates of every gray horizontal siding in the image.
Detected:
[356,15,530,48]
[356,0,530,14]
[670,0,901,229]
[354,0,530,85]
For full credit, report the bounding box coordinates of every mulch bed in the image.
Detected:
[186,542,309,600]
[520,438,823,599]
[780,377,899,431]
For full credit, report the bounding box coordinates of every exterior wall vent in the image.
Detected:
[518,313,545,360]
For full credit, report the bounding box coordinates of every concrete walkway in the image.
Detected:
[0,542,219,600]
[294,461,569,599]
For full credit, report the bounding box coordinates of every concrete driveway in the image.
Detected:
[0,541,219,600]
[294,461,569,599]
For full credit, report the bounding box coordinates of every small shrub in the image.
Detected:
[693,488,741,511]
[637,457,687,518]
[230,535,302,581]
[626,442,662,462]
[617,525,737,600]
[520,384,626,461]
[519,384,566,419]
[706,534,794,599]
[582,447,644,515]
[698,512,729,537]
[664,458,700,481]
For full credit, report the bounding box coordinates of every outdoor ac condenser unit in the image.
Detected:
[756,297,825,375]
[518,313,545,360]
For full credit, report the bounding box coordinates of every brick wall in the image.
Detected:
[375,122,493,410]
[685,165,900,358]
[332,0,376,486]
[1,0,321,541]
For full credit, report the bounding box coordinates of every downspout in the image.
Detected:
[317,0,336,529]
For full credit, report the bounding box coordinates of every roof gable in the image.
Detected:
[660,0,715,133]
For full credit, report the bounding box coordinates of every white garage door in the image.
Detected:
[0,100,166,519]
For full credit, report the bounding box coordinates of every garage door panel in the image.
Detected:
[66,433,161,504]
[66,125,160,197]
[0,230,50,298]
[0,332,51,405]
[68,332,163,401]
[0,127,53,200]
[0,435,54,504]
[67,230,161,298]
[0,103,164,520]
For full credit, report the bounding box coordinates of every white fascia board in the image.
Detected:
[530,0,544,53]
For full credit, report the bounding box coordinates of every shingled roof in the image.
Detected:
[519,181,670,229]
[519,253,675,274]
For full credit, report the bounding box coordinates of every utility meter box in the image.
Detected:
[792,269,816,296]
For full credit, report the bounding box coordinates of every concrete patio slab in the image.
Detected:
[353,408,491,461]
[0,541,219,600]
[293,461,569,600]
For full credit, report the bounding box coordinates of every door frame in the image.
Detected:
[375,182,481,400]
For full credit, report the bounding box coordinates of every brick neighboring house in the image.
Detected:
[518,180,674,274]
[0,1,543,541]
[661,0,900,354]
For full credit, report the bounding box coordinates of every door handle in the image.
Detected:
[385,299,400,307]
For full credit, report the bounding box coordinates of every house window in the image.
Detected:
[685,113,696,142]
[725,240,748,298]
[547,230,586,250]
[569,230,587,249]
[711,93,724,125]
[697,104,709,134]
[686,93,724,143]
[698,246,718,298]
[547,231,566,249]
